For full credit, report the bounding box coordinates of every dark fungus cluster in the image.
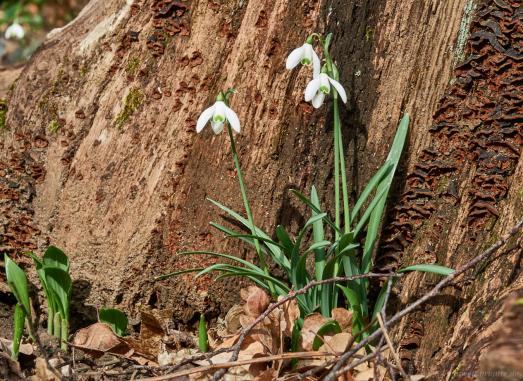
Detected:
[377,0,522,276]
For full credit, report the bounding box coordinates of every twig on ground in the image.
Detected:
[377,314,409,380]
[323,218,523,381]
[139,351,337,381]
[376,278,397,381]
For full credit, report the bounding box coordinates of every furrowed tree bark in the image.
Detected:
[0,0,521,378]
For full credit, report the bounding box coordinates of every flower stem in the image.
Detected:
[334,98,350,232]
[226,124,275,295]
[333,115,341,239]
[323,34,350,233]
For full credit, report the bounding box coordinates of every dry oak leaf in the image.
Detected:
[319,332,352,354]
[241,286,270,317]
[0,337,34,356]
[278,295,300,337]
[331,308,353,332]
[0,348,24,380]
[31,357,60,381]
[224,304,245,334]
[73,322,124,357]
[300,313,328,351]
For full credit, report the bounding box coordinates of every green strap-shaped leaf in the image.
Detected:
[43,246,70,272]
[4,255,32,319]
[290,189,341,235]
[208,198,290,270]
[99,308,128,336]
[351,163,393,219]
[398,264,454,276]
[312,320,342,350]
[11,303,25,360]
[44,267,72,319]
[311,186,326,284]
[198,314,208,353]
[362,114,409,274]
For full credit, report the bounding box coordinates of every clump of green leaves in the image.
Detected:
[99,308,128,336]
[114,87,144,129]
[31,246,71,350]
[4,254,32,360]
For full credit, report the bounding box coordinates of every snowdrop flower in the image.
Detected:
[286,42,321,78]
[5,22,25,40]
[196,97,241,134]
[304,72,347,108]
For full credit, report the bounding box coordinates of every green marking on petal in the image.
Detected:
[213,115,225,123]
[301,58,311,65]
[320,85,330,94]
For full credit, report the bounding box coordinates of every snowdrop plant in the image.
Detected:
[4,22,25,39]
[304,71,347,109]
[285,38,321,78]
[196,94,241,134]
[158,33,454,338]
[31,246,72,351]
[194,89,274,293]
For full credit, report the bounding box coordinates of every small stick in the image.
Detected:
[377,314,409,380]
[139,351,337,381]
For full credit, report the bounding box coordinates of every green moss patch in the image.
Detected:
[114,88,144,129]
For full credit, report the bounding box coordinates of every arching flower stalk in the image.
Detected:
[195,90,273,294]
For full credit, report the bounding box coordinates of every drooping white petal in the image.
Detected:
[224,105,241,133]
[5,23,24,39]
[286,46,305,70]
[311,92,325,109]
[196,104,216,133]
[304,77,321,102]
[312,49,321,78]
[302,43,313,64]
[319,73,331,93]
[211,120,225,134]
[213,101,227,122]
[328,77,348,103]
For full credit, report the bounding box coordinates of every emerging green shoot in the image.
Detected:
[99,308,128,336]
[198,314,208,353]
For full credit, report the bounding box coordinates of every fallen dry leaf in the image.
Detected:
[319,332,352,354]
[122,308,169,364]
[253,368,278,380]
[0,349,24,380]
[331,308,353,332]
[241,286,270,318]
[300,313,328,351]
[225,304,245,334]
[73,322,123,357]
[0,338,34,356]
[31,357,59,381]
[278,296,300,337]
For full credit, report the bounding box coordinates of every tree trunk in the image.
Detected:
[0,0,521,378]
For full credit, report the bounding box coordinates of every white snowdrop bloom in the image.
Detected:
[4,22,25,40]
[304,72,347,108]
[286,42,321,78]
[196,100,241,134]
